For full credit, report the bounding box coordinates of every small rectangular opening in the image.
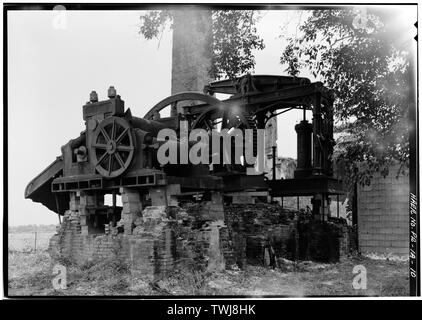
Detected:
[89,179,102,188]
[138,176,147,185]
[65,182,78,190]
[79,181,89,189]
[122,176,136,186]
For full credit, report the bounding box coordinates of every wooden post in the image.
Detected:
[34,231,37,252]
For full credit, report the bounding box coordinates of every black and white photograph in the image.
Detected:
[2,1,420,304]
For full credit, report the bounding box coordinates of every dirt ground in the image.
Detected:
[8,250,409,297]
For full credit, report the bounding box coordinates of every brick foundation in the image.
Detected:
[49,203,231,280]
[224,204,354,265]
[49,202,354,278]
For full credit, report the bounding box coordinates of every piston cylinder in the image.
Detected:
[294,120,313,178]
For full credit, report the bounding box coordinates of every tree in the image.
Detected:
[280,9,412,186]
[139,10,265,80]
[140,9,413,187]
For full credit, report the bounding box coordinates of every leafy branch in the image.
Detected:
[139,10,265,80]
[280,9,411,186]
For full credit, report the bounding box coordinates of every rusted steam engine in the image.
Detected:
[25,75,344,235]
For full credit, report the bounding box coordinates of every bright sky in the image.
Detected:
[7,7,415,225]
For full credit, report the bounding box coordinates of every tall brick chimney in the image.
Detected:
[171,10,213,94]
[171,10,278,168]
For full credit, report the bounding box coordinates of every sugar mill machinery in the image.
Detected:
[25,75,345,232]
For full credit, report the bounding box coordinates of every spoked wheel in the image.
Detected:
[90,117,135,178]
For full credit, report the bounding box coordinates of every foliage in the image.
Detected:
[280,9,411,186]
[209,11,265,79]
[139,10,173,40]
[139,9,412,186]
[139,10,264,80]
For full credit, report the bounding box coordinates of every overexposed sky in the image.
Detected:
[8,10,173,226]
[7,7,415,225]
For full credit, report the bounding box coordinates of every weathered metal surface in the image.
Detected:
[52,171,166,192]
[144,91,221,120]
[203,74,312,95]
[24,157,67,213]
[221,174,268,192]
[26,76,343,218]
[268,177,346,197]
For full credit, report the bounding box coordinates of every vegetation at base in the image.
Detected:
[8,250,409,296]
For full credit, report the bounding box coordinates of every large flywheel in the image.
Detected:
[90,116,135,178]
[144,92,221,120]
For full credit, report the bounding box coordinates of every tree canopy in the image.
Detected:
[139,8,413,186]
[139,10,265,80]
[280,9,411,186]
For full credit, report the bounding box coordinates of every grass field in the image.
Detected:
[8,232,55,252]
[7,250,409,297]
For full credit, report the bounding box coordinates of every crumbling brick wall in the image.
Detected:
[297,217,353,262]
[49,204,231,280]
[49,202,355,278]
[224,204,298,266]
[224,204,354,265]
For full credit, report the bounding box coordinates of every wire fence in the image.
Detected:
[8,232,56,252]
